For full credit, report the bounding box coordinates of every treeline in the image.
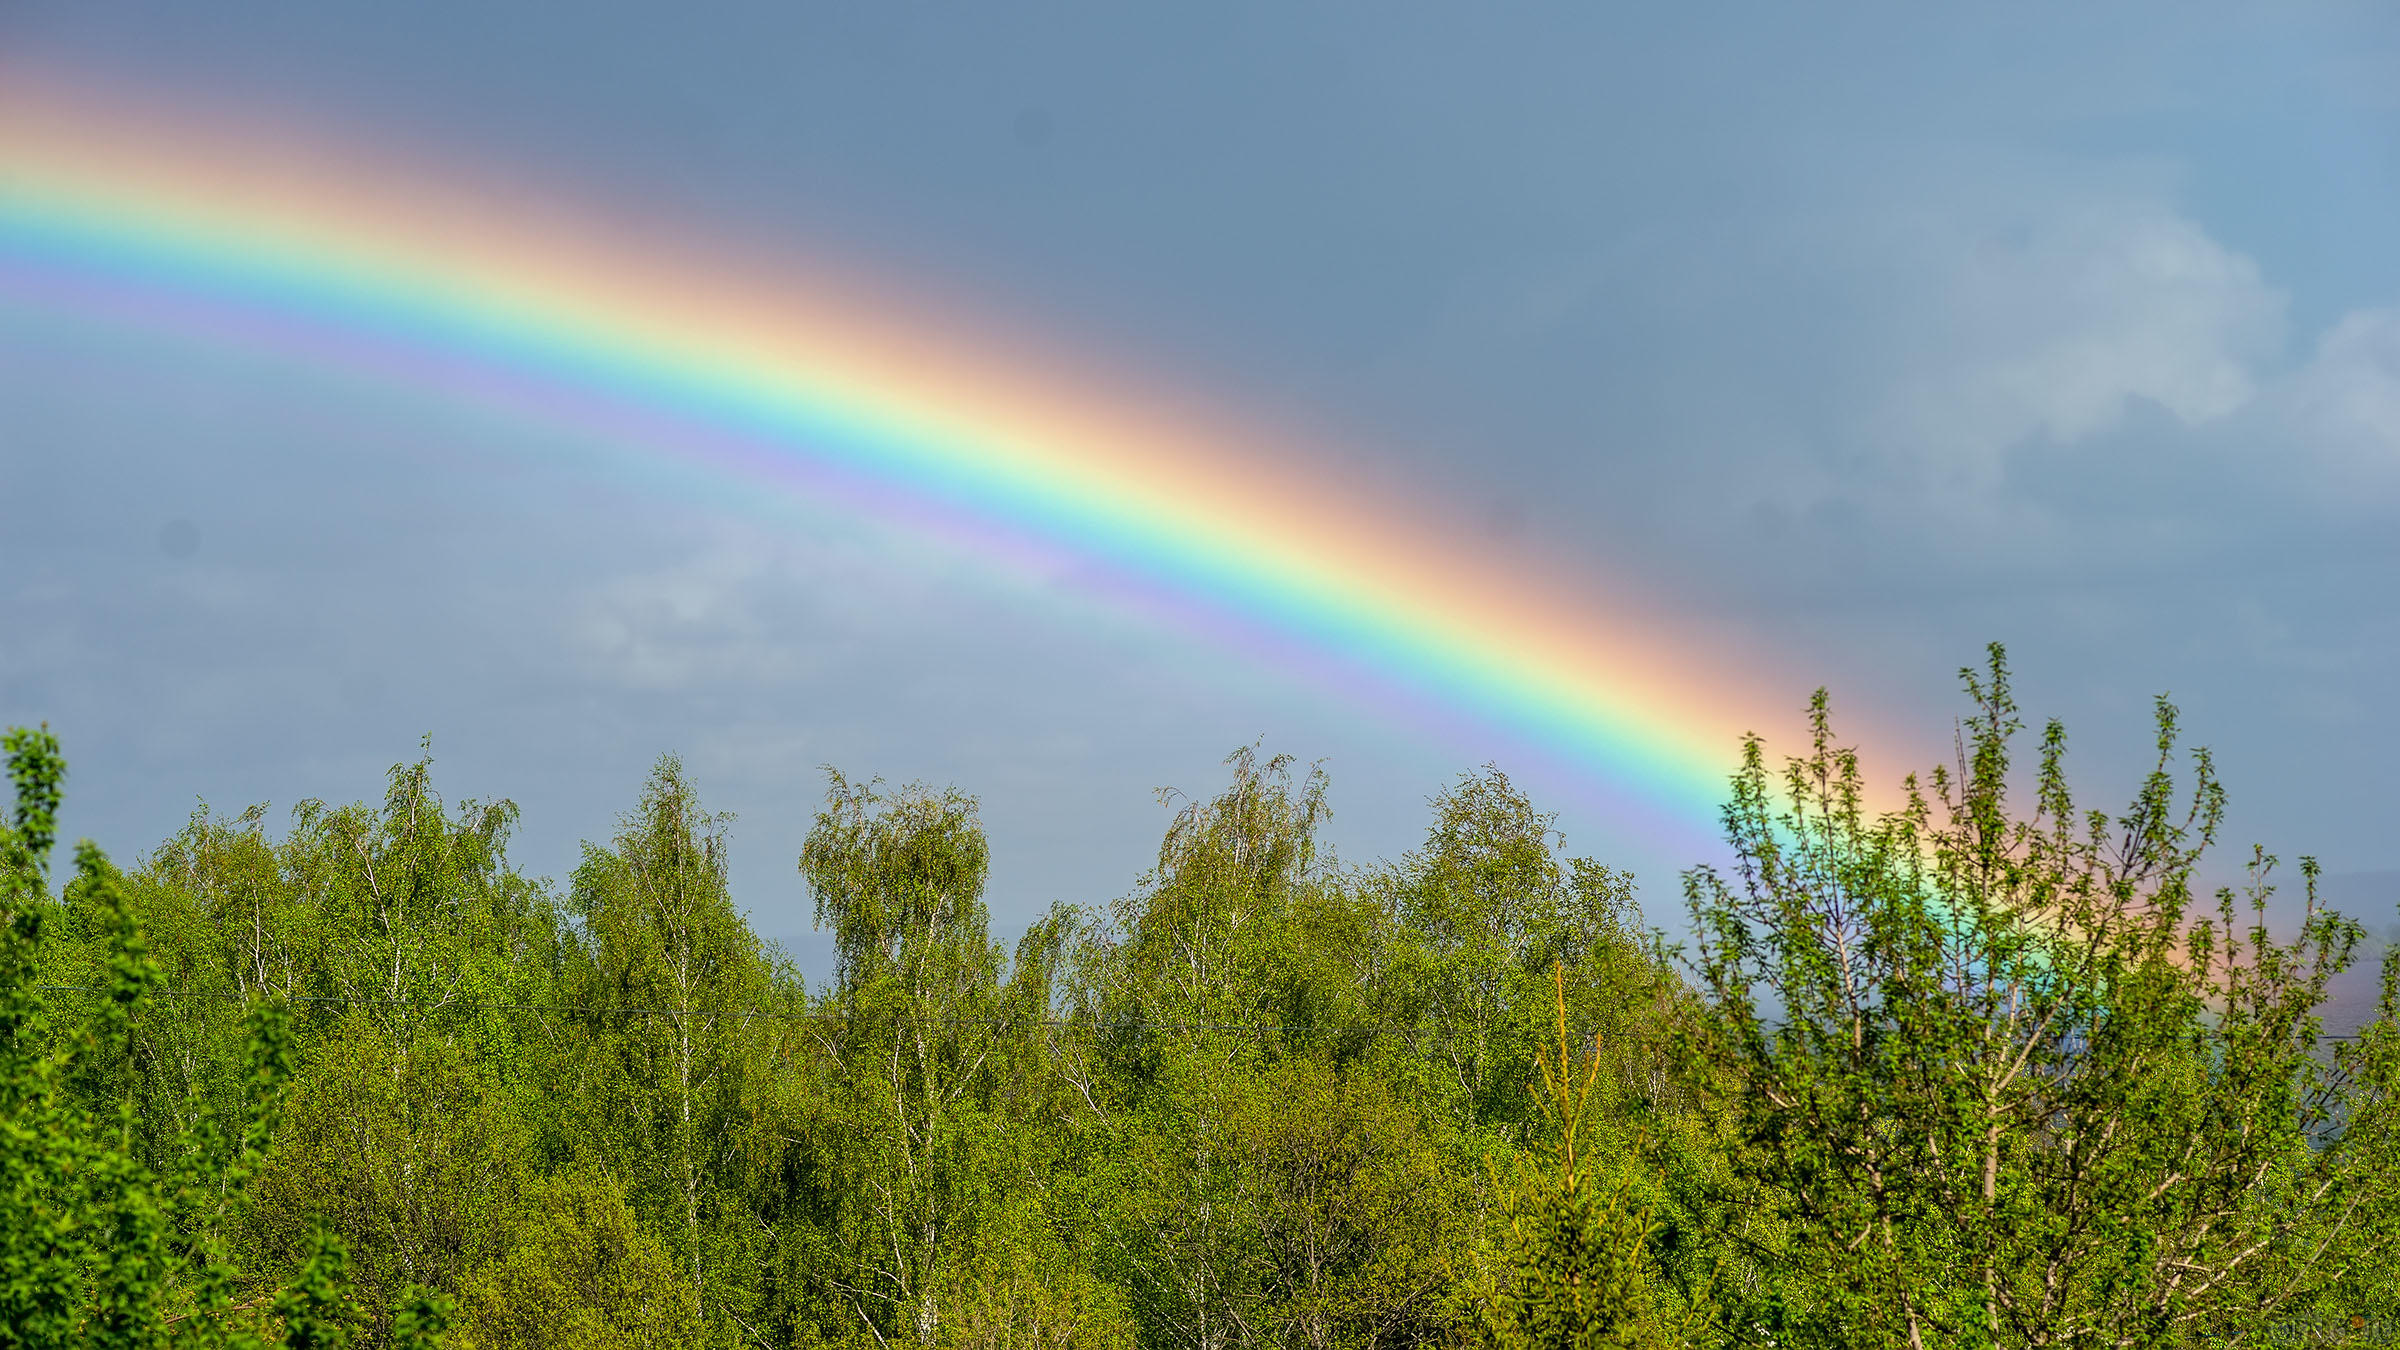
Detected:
[4,648,2397,1348]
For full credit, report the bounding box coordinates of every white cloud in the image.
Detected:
[1856,190,2288,477]
[1374,155,2320,516]
[1722,159,2395,508]
[559,516,1054,698]
[569,537,853,692]
[2275,307,2400,477]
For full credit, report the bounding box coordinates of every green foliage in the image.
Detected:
[793,771,1038,1346]
[1673,645,2400,1347]
[566,755,769,1327]
[1479,968,1676,1350]
[0,727,375,1350]
[1373,766,1663,1155]
[932,1241,1137,1350]
[390,1286,454,1350]
[7,643,2393,1350]
[273,1231,363,1350]
[452,1169,702,1350]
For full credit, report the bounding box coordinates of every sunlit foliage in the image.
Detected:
[4,647,2392,1347]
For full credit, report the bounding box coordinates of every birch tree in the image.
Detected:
[799,771,1018,1347]
[568,755,768,1330]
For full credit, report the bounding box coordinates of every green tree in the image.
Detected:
[1364,761,1679,1270]
[216,753,553,1323]
[1478,967,1679,1350]
[2,725,290,1348]
[797,771,1052,1347]
[1068,748,1336,1350]
[2,725,454,1350]
[1067,748,1486,1349]
[566,755,772,1333]
[1674,646,2400,1348]
[1377,769,1645,1137]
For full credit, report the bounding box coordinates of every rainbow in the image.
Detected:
[0,83,1803,841]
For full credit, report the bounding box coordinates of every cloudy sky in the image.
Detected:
[3,2,2395,970]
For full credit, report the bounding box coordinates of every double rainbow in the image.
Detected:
[1,83,1789,840]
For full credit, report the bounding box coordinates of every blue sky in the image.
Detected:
[3,2,2395,969]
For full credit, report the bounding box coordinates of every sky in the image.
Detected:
[2,2,2396,976]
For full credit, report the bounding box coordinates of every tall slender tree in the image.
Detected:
[567,755,769,1327]
[799,771,1015,1346]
